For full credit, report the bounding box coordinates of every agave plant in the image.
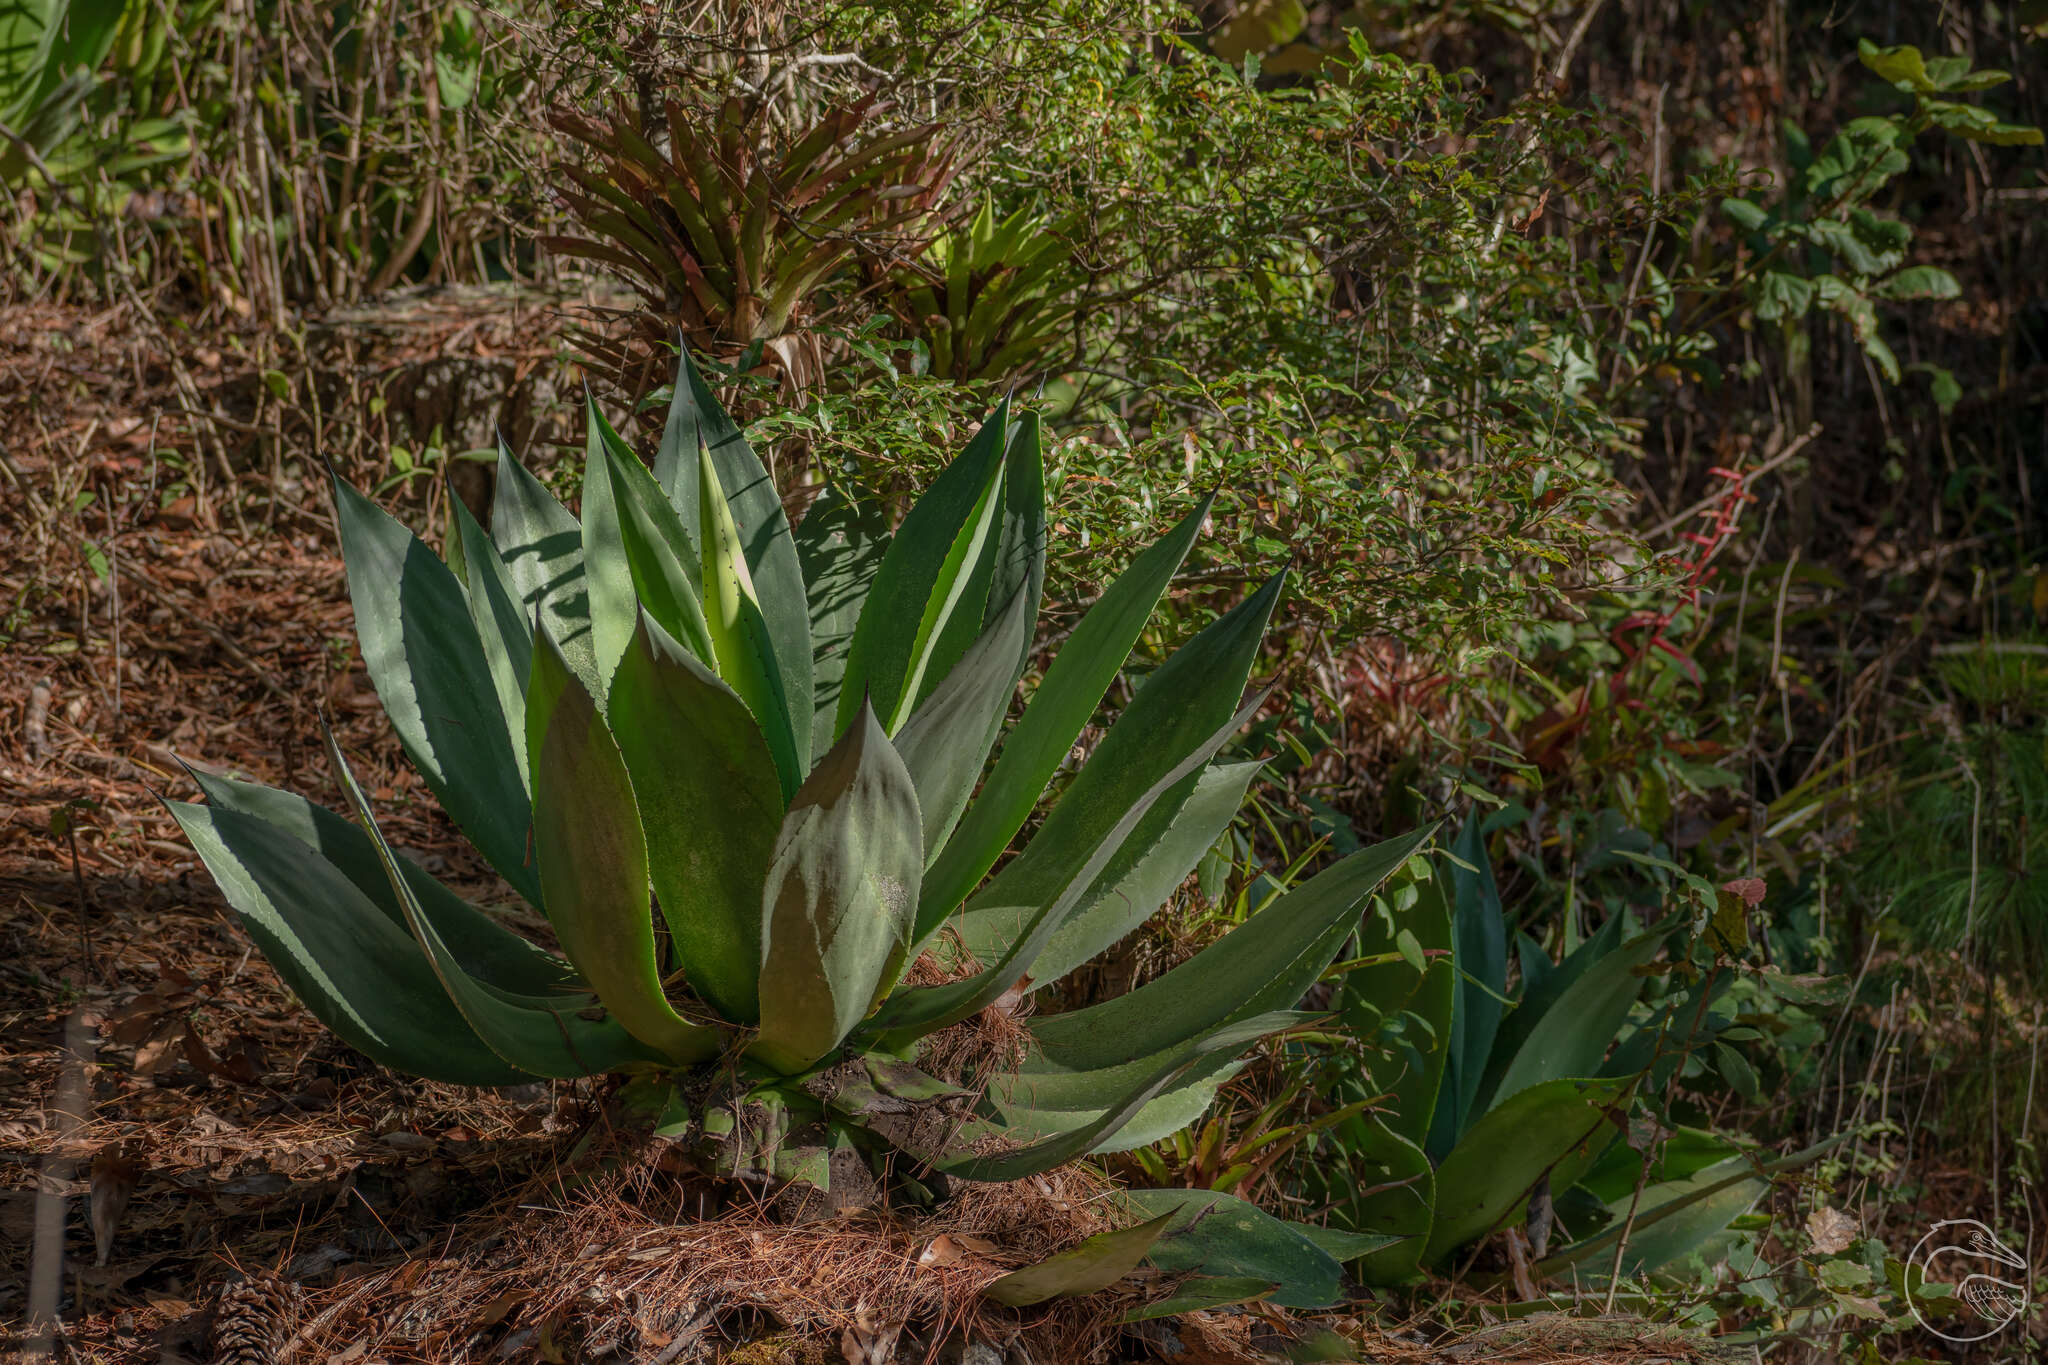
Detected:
[1300,815,1817,1285]
[545,95,956,395]
[168,350,1427,1218]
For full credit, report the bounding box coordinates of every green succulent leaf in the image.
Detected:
[580,396,644,693]
[1024,826,1438,1074]
[937,567,1287,965]
[938,1011,1304,1182]
[164,798,530,1086]
[653,349,814,764]
[493,441,598,696]
[836,399,1009,738]
[448,492,535,793]
[699,442,804,799]
[608,611,784,1024]
[528,627,718,1064]
[1321,1115,1435,1285]
[186,767,569,997]
[982,1212,1176,1307]
[1340,865,1453,1147]
[892,584,1032,860]
[985,409,1046,675]
[1423,1076,1629,1265]
[918,496,1214,930]
[752,699,923,1074]
[331,471,538,906]
[1119,1277,1278,1323]
[874,692,1276,1044]
[793,485,891,766]
[1126,1189,1349,1310]
[989,757,1264,993]
[1477,923,1670,1115]
[592,420,718,665]
[319,723,667,1079]
[1432,814,1507,1156]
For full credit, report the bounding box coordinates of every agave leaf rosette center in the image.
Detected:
[167,349,1429,1191]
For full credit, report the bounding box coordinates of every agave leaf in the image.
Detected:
[1431,813,1507,1157]
[751,700,923,1075]
[448,493,535,793]
[916,499,1218,935]
[319,723,668,1079]
[1477,925,1670,1116]
[1422,1076,1630,1265]
[1125,1188,1349,1310]
[331,472,538,906]
[653,350,813,764]
[580,396,643,693]
[988,758,1263,993]
[186,768,570,996]
[492,441,598,696]
[836,400,1008,738]
[985,410,1046,675]
[591,412,716,664]
[982,1212,1177,1307]
[528,627,719,1064]
[164,799,530,1086]
[1120,1277,1278,1323]
[938,1012,1302,1182]
[699,442,804,798]
[1534,1136,1840,1280]
[793,485,890,765]
[971,1043,1249,1155]
[874,693,1272,1045]
[608,612,784,1024]
[892,585,1031,859]
[1341,866,1454,1147]
[1327,1115,1435,1286]
[1023,827,1437,1074]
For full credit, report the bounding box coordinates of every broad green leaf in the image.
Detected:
[751,700,923,1074]
[580,395,642,693]
[1024,827,1437,1074]
[1432,814,1506,1156]
[1000,758,1263,993]
[1423,1077,1629,1265]
[1536,1137,1840,1280]
[587,398,716,665]
[793,485,890,764]
[1323,1116,1435,1285]
[892,585,1031,859]
[983,1212,1175,1307]
[934,567,1286,958]
[1857,39,1933,93]
[608,612,784,1024]
[1127,1188,1346,1310]
[449,493,534,793]
[1120,1277,1277,1322]
[975,1054,1248,1154]
[873,694,1273,1044]
[985,409,1046,678]
[938,1012,1299,1182]
[186,767,568,996]
[1574,1125,1741,1204]
[492,441,597,695]
[332,472,537,906]
[318,723,667,1079]
[1341,867,1453,1149]
[836,400,1008,737]
[1478,925,1668,1114]
[165,799,529,1086]
[918,496,1214,927]
[528,627,718,1064]
[653,349,813,763]
[699,443,803,797]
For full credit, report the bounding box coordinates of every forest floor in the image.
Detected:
[0,295,1961,1363]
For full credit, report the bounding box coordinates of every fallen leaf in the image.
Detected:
[839,1303,905,1364]
[1804,1205,1859,1255]
[90,1145,145,1266]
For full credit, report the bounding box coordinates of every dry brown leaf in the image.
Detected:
[1804,1205,1859,1255]
[838,1302,905,1364]
[89,1145,145,1266]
